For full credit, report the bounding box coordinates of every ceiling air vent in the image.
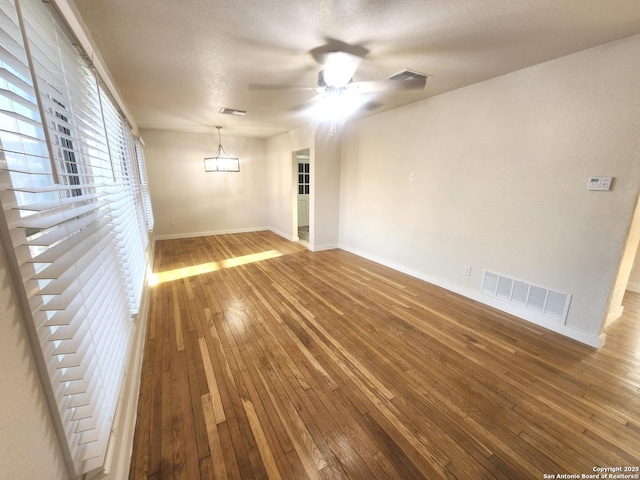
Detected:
[219,107,246,116]
[389,69,430,82]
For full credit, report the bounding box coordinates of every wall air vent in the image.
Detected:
[482,271,571,324]
[219,107,246,116]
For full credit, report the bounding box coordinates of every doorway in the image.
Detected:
[294,149,310,245]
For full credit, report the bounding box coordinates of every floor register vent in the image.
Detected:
[481,271,571,324]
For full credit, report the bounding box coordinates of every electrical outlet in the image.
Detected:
[464,265,472,277]
[409,172,415,182]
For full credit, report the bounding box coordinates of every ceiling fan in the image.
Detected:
[314,50,427,93]
[250,46,428,116]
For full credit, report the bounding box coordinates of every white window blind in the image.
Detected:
[0,0,152,476]
[99,84,147,313]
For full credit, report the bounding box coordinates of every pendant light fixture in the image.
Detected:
[204,126,240,172]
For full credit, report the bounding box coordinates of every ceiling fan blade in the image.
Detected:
[348,76,427,93]
[249,83,319,92]
[364,101,385,111]
[289,95,323,112]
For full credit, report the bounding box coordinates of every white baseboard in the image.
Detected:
[269,227,296,242]
[340,244,603,348]
[310,242,338,252]
[154,226,269,241]
[606,305,624,327]
[627,282,640,293]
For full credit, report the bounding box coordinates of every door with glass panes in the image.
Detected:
[297,157,310,227]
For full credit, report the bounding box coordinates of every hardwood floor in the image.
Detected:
[129,231,640,479]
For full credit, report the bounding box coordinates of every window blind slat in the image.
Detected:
[75,409,100,433]
[14,199,109,230]
[38,287,76,310]
[48,319,82,341]
[0,83,38,114]
[33,231,114,280]
[0,43,31,81]
[68,386,93,409]
[25,211,110,247]
[14,191,104,212]
[43,301,82,327]
[9,182,103,194]
[55,337,90,369]
[0,59,36,95]
[78,423,100,445]
[71,402,96,422]
[60,348,91,382]
[42,262,122,350]
[37,273,75,295]
[53,329,87,356]
[80,425,108,460]
[39,246,115,312]
[64,374,91,396]
[28,217,106,264]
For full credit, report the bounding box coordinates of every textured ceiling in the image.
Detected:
[70,0,640,139]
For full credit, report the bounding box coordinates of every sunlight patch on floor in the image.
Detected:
[149,250,282,285]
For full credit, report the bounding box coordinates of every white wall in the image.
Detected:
[143,129,269,238]
[0,249,68,480]
[339,34,640,346]
[312,125,341,250]
[265,124,341,250]
[266,125,314,240]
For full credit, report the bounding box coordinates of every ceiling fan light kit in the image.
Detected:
[321,50,361,87]
[314,88,366,122]
[204,126,240,172]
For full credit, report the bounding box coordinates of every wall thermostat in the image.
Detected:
[587,176,612,191]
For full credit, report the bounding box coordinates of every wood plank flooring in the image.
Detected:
[129,231,640,479]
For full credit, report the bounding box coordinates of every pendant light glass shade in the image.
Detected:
[204,126,240,172]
